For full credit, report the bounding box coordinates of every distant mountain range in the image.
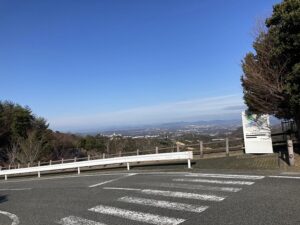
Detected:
[79,119,242,136]
[77,117,281,136]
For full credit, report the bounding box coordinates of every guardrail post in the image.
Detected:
[5,175,7,180]
[127,162,130,170]
[38,161,40,167]
[78,167,80,174]
[156,147,158,154]
[28,163,30,168]
[49,160,52,165]
[88,155,90,160]
[8,165,10,170]
[38,171,41,178]
[187,159,191,169]
[226,138,229,157]
[137,149,139,155]
[199,141,203,158]
[18,163,20,169]
[61,158,64,164]
[74,157,77,162]
[119,151,122,157]
[287,139,295,166]
[177,144,179,152]
[103,153,105,159]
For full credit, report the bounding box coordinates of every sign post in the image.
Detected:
[242,111,273,154]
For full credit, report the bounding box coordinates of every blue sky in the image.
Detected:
[0,0,280,131]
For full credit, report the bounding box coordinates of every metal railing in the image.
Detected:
[0,138,243,171]
[0,151,193,180]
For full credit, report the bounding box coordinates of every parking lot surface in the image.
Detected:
[0,171,300,225]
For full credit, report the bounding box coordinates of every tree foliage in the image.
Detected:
[0,101,49,164]
[241,0,300,134]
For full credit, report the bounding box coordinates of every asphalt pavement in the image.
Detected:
[0,170,299,225]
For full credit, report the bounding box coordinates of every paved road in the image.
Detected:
[0,170,299,225]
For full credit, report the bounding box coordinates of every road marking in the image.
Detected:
[141,189,225,201]
[103,187,141,191]
[0,188,32,191]
[119,196,209,213]
[0,172,133,184]
[89,205,185,225]
[0,210,19,225]
[142,182,241,192]
[173,178,254,185]
[89,173,136,188]
[185,173,264,180]
[103,187,225,201]
[57,216,106,225]
[269,175,300,180]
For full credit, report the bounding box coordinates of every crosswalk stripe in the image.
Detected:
[103,187,225,201]
[269,175,300,180]
[141,189,225,201]
[89,205,185,225]
[57,216,106,225]
[119,196,209,213]
[173,178,254,185]
[185,173,264,180]
[145,182,242,192]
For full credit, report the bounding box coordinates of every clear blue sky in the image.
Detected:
[0,0,280,131]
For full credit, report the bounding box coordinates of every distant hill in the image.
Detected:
[80,119,243,136]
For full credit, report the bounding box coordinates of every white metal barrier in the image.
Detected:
[0,151,193,180]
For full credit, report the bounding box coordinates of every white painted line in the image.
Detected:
[269,176,300,180]
[89,205,185,225]
[103,187,225,201]
[103,187,141,191]
[0,210,19,225]
[185,173,264,180]
[173,178,254,185]
[57,216,106,225]
[0,172,133,184]
[119,196,209,213]
[0,188,32,191]
[145,182,241,192]
[89,173,136,188]
[141,189,225,201]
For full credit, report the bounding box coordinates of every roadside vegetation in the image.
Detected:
[0,101,243,167]
[241,0,300,139]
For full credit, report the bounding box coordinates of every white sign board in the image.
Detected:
[242,111,273,154]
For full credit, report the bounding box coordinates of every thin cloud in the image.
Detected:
[223,105,246,111]
[50,94,245,131]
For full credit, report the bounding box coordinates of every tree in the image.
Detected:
[0,101,51,164]
[17,129,46,164]
[241,0,300,137]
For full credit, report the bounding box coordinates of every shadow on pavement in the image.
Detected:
[0,195,8,204]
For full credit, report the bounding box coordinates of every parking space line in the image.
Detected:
[0,172,133,184]
[185,173,264,180]
[89,205,185,225]
[173,178,254,185]
[103,187,225,201]
[89,173,136,188]
[0,188,32,191]
[57,216,106,225]
[119,196,209,213]
[102,187,141,191]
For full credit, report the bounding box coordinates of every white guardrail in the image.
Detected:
[0,151,193,180]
